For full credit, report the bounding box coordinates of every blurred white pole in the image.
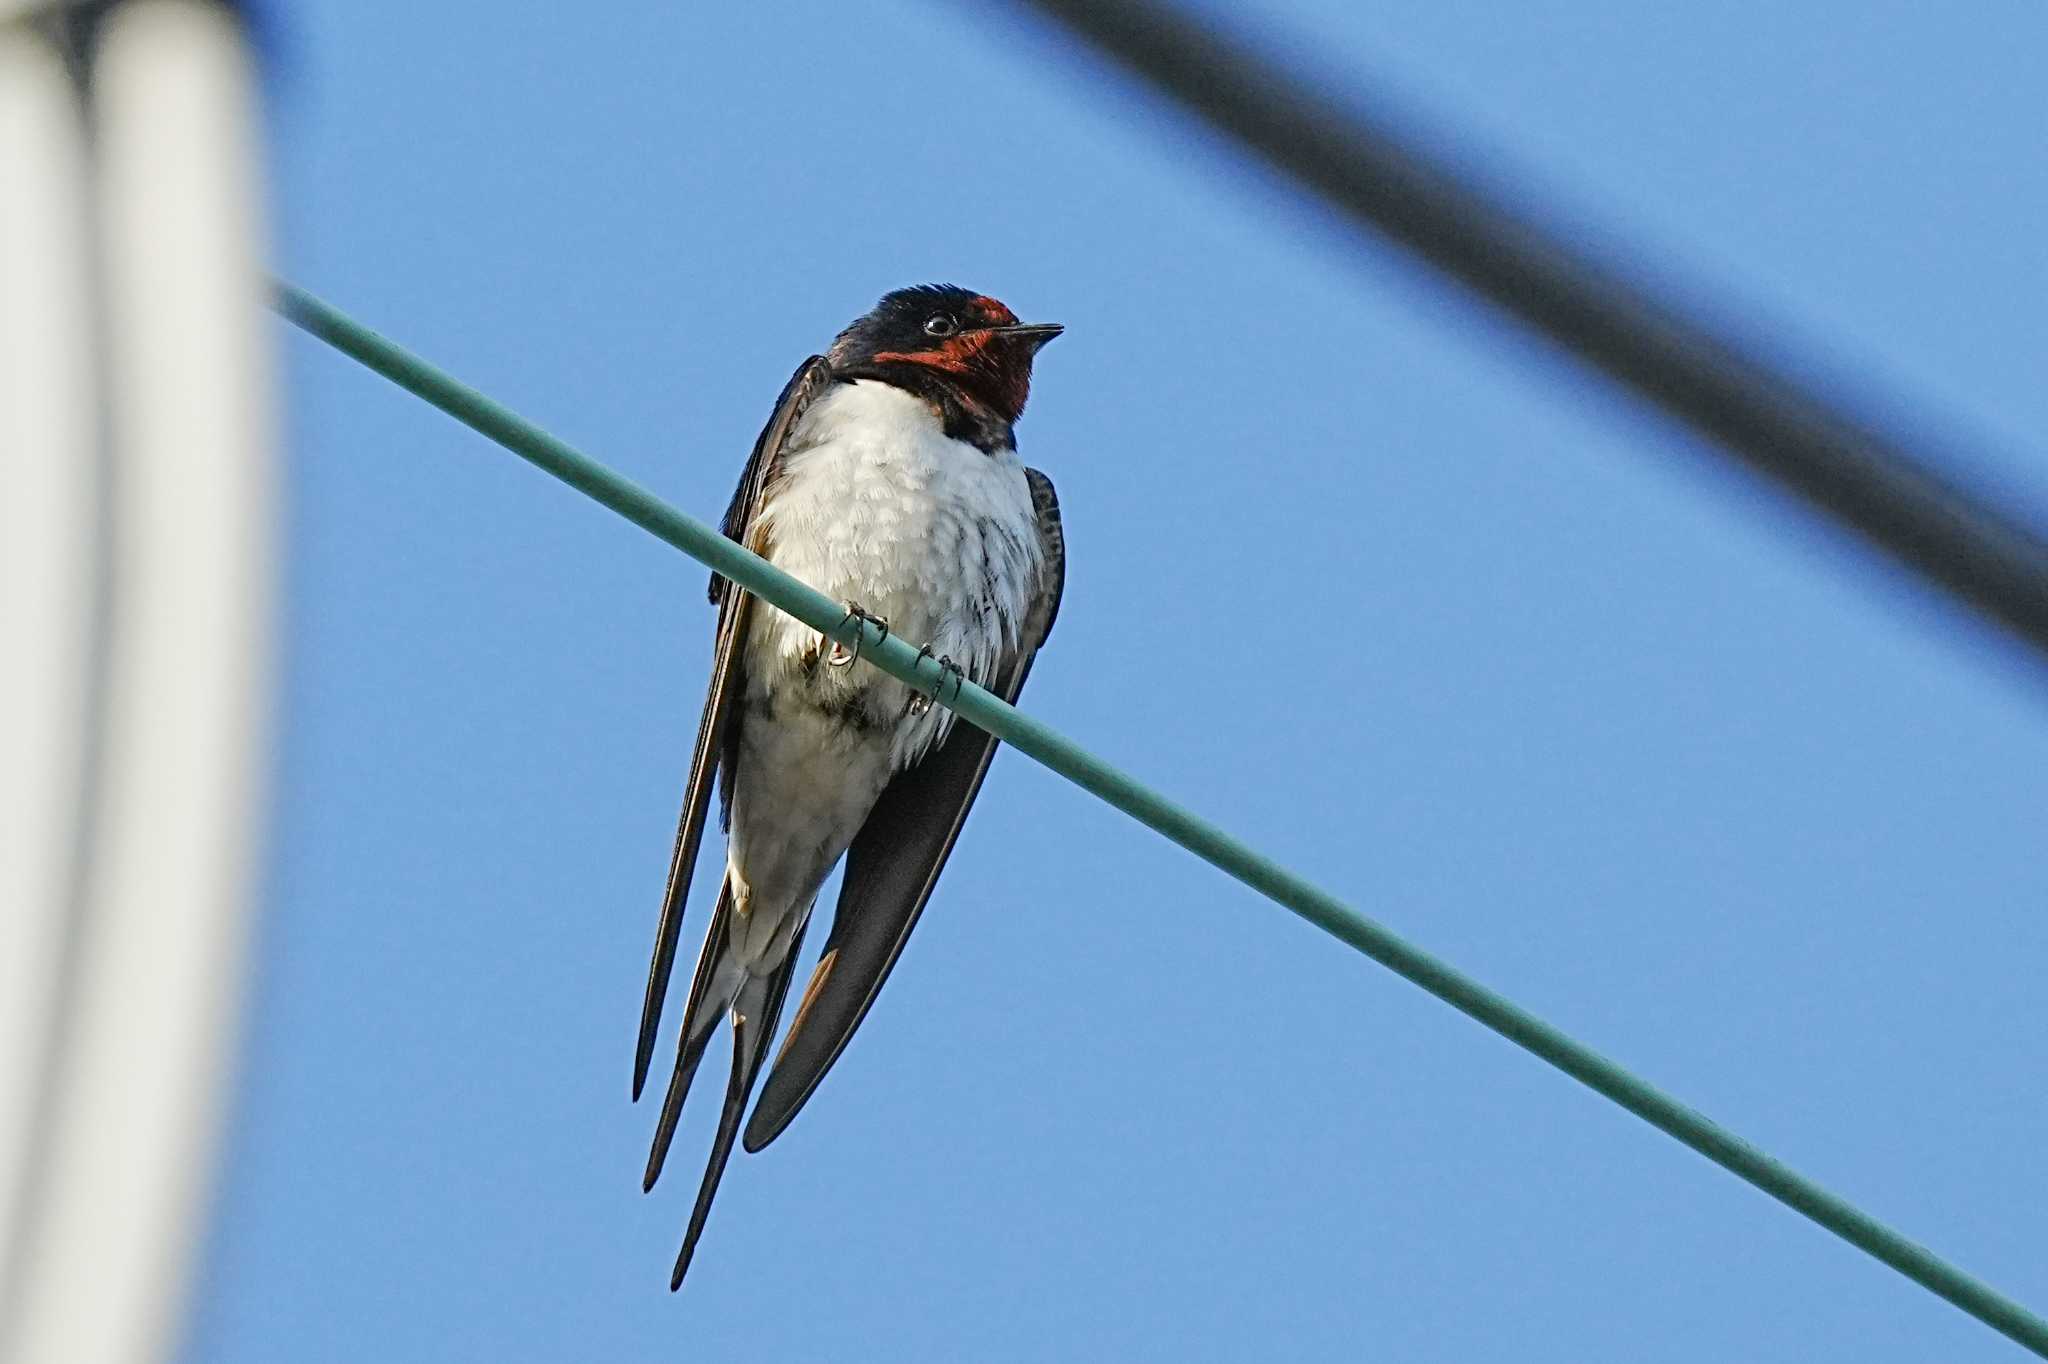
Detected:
[0,4,275,1363]
[0,9,103,1315]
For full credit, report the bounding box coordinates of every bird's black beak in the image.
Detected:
[987,322,1063,353]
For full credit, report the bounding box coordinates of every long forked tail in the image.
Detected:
[667,958,803,1291]
[642,877,809,1290]
[644,882,736,1193]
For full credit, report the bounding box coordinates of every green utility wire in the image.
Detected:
[274,279,2048,1358]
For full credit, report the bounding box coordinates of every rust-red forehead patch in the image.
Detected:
[971,295,1018,326]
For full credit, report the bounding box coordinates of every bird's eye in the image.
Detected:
[923,314,957,337]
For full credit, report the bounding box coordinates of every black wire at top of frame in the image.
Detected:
[1005,0,2048,671]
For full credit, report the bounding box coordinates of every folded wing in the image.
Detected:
[632,355,834,1101]
[742,468,1067,1152]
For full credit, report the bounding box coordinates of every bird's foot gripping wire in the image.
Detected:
[828,603,889,667]
[907,645,966,717]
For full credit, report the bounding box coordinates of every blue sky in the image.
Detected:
[194,3,2046,1359]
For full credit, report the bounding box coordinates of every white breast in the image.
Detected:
[746,379,1042,767]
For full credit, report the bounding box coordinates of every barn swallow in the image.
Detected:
[633,285,1066,1290]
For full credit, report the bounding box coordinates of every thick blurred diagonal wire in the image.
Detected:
[998,0,2048,670]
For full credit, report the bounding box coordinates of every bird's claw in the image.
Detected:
[908,645,965,717]
[907,644,937,714]
[829,603,889,667]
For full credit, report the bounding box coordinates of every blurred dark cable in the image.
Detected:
[1002,0,2048,669]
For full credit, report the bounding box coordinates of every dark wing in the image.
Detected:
[632,355,833,1101]
[741,468,1067,1152]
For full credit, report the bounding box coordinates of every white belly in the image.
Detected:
[722,378,1042,967]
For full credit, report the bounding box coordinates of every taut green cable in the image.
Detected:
[273,279,2048,1358]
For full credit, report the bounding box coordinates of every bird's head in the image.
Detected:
[829,284,1062,426]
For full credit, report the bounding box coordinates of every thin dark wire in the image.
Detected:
[1000,0,2048,670]
[274,280,2048,1359]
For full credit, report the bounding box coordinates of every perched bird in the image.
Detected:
[633,285,1067,1289]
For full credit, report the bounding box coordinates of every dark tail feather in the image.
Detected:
[669,922,808,1292]
[644,1018,720,1194]
[644,882,736,1192]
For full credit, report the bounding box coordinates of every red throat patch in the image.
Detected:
[867,331,984,375]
